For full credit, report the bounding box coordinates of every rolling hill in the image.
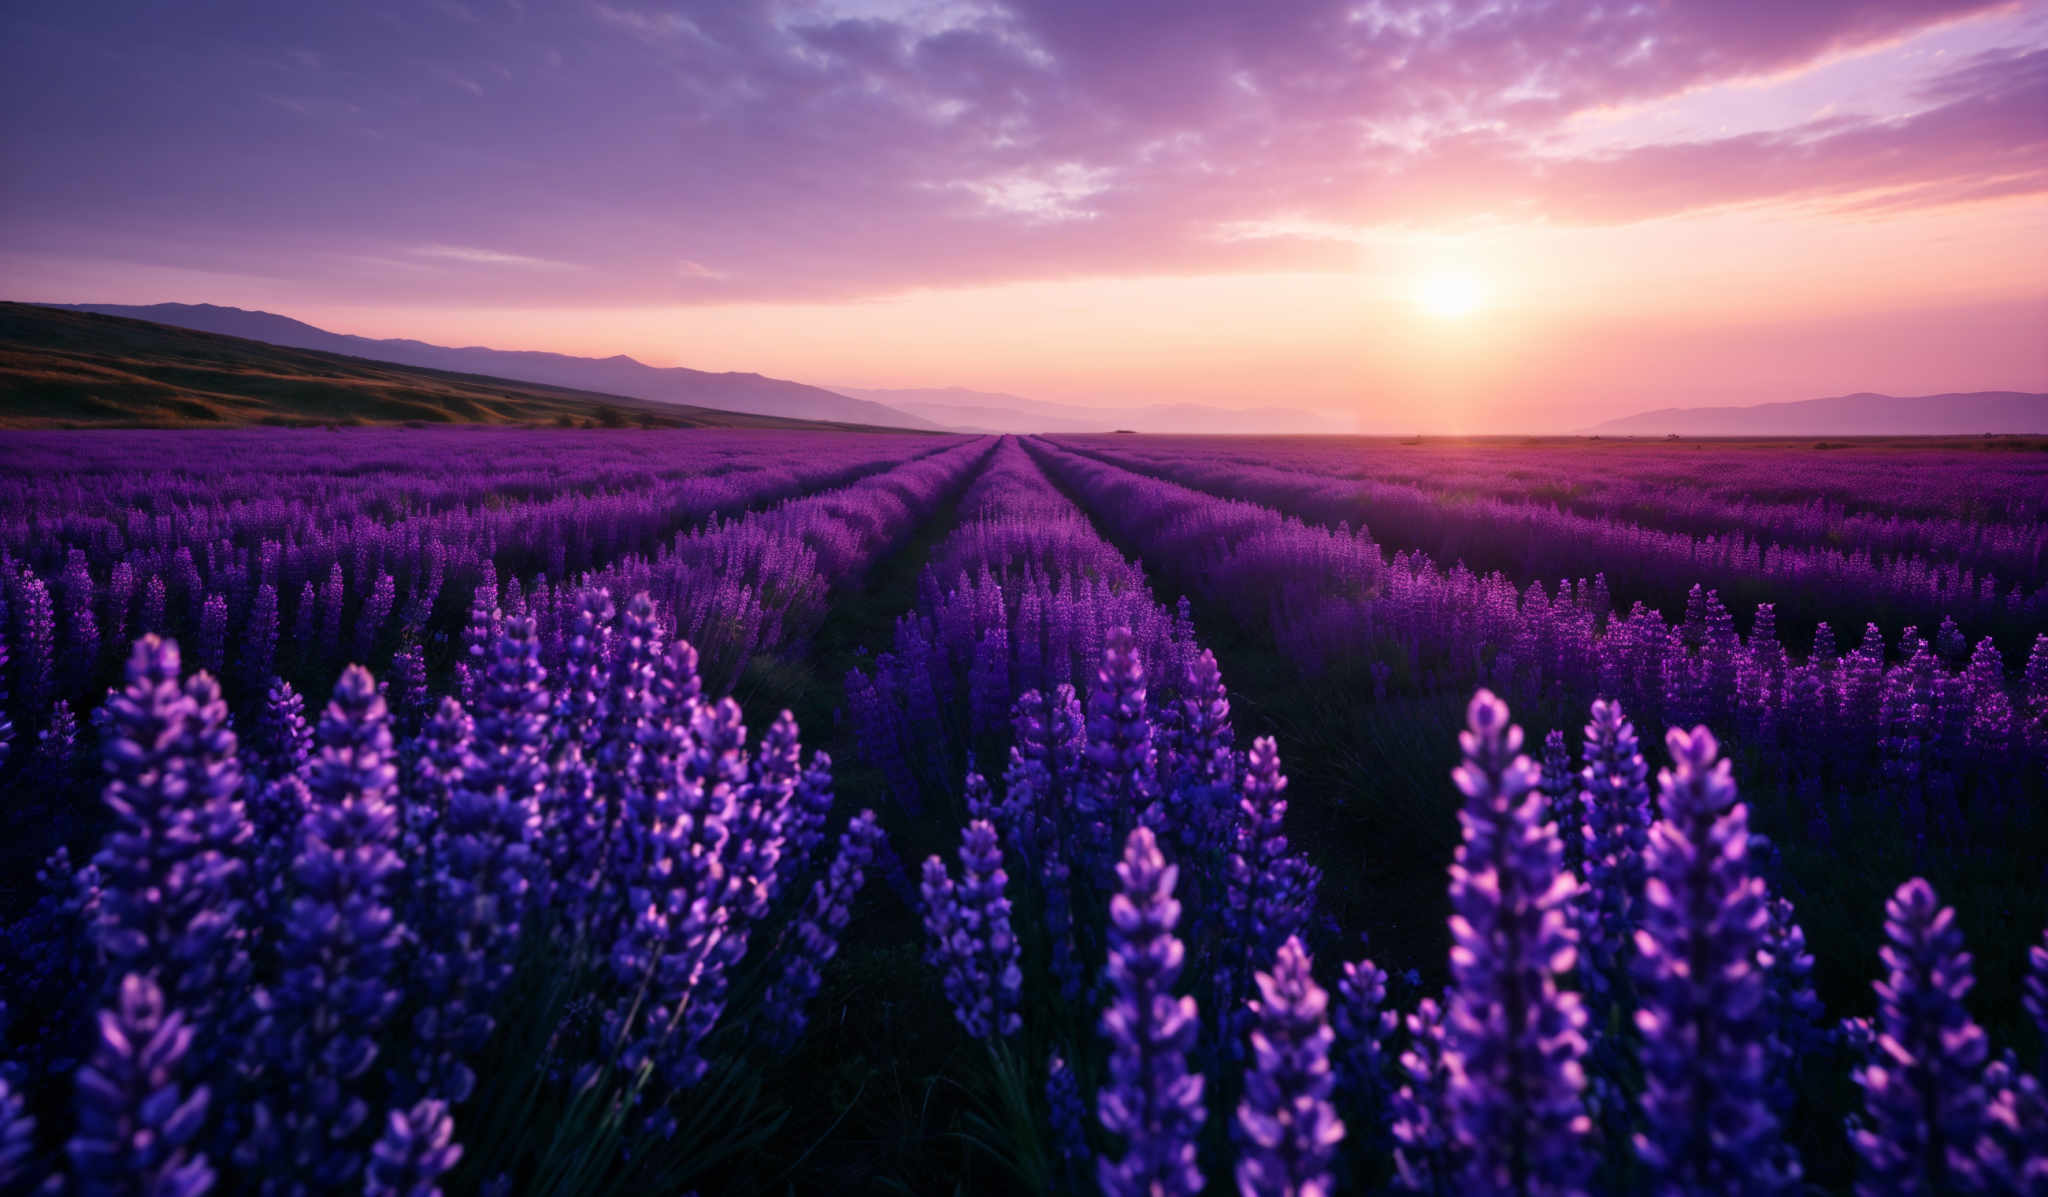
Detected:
[1588,391,2048,436]
[0,303,918,431]
[53,302,941,429]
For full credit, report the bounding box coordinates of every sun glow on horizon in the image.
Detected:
[1416,270,1487,319]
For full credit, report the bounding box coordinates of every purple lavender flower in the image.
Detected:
[960,819,1024,1036]
[1538,729,1582,876]
[11,569,55,718]
[1085,627,1159,855]
[366,1100,463,1197]
[407,697,471,862]
[554,587,615,749]
[1391,996,1454,1192]
[248,773,309,906]
[288,580,314,668]
[1165,647,1234,791]
[1236,935,1345,1197]
[356,571,396,665]
[921,819,1023,1039]
[964,764,997,822]
[243,582,279,691]
[2025,634,2048,759]
[1759,896,1822,1120]
[447,612,547,923]
[32,697,79,788]
[104,562,134,651]
[1097,826,1205,1197]
[760,809,885,1053]
[1853,878,1990,1196]
[1978,1050,2048,1194]
[1577,698,1650,1006]
[1005,686,1077,928]
[456,581,498,708]
[921,854,964,978]
[664,695,754,1064]
[1962,637,2014,763]
[1332,954,1397,1152]
[1046,1051,1091,1182]
[389,638,432,734]
[94,637,252,1053]
[602,670,755,1098]
[775,750,838,900]
[1443,690,1591,1196]
[252,676,312,779]
[196,592,228,677]
[596,592,669,925]
[1631,724,1788,1193]
[318,561,346,663]
[248,664,405,1188]
[403,617,546,1103]
[1221,736,1298,1038]
[60,552,102,688]
[68,974,215,1197]
[730,709,801,919]
[544,589,615,915]
[969,624,1011,740]
[146,575,173,639]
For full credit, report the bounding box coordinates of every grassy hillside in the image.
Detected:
[0,303,899,431]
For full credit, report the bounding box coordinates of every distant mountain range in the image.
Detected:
[0,304,908,431]
[834,386,1348,434]
[54,303,943,430]
[1587,391,2048,436]
[31,304,2039,437]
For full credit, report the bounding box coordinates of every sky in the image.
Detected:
[3,0,2045,431]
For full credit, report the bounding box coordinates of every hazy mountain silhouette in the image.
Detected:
[1588,391,2048,436]
[836,385,1347,434]
[2,304,913,431]
[55,303,942,429]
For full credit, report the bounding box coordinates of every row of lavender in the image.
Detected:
[0,432,984,758]
[0,429,965,718]
[0,426,2043,1193]
[1025,438,2048,842]
[1046,436,2048,646]
[1056,435,2048,592]
[0,588,897,1193]
[904,625,2048,1194]
[844,439,1205,813]
[0,432,1012,1191]
[14,613,2043,1194]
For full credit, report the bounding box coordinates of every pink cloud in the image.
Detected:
[1,0,2041,305]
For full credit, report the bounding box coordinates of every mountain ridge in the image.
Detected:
[1586,390,2048,436]
[52,303,943,430]
[0,303,923,432]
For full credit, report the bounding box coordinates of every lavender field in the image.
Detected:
[2,428,2044,1195]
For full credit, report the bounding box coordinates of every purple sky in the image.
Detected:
[4,0,2044,427]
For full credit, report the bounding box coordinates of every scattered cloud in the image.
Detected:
[411,245,580,269]
[3,0,2042,304]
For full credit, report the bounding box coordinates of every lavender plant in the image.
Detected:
[1235,935,1345,1197]
[244,664,406,1189]
[1097,826,1206,1197]
[67,974,215,1197]
[1442,690,1591,1196]
[1631,724,1790,1193]
[1852,878,1991,1195]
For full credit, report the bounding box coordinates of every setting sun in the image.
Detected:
[1416,271,1486,318]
